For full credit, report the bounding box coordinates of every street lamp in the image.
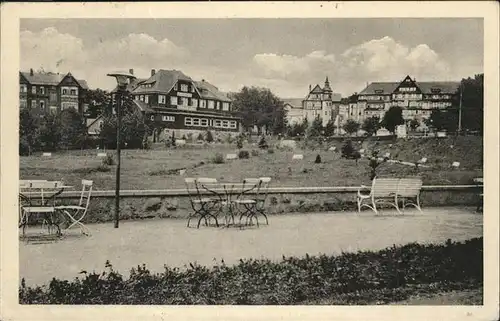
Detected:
[107,71,136,228]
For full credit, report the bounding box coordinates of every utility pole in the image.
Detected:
[458,82,463,134]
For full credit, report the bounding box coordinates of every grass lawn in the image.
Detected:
[19,137,483,191]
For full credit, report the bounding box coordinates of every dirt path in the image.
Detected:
[20,207,483,286]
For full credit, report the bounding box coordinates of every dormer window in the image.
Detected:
[431,88,441,93]
[375,89,383,94]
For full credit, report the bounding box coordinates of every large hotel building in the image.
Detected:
[337,75,460,126]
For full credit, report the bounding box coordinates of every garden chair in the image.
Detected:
[184,178,220,228]
[234,177,271,227]
[54,180,93,236]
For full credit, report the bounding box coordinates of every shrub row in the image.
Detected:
[19,237,482,305]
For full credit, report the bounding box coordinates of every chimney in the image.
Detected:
[129,69,134,75]
[30,68,34,76]
[151,69,156,76]
[309,84,311,92]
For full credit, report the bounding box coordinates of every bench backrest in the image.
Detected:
[371,178,400,197]
[397,178,423,197]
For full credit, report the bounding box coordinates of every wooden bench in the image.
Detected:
[357,177,423,214]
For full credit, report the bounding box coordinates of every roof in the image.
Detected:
[331,93,342,102]
[360,80,460,95]
[20,72,64,85]
[310,84,323,94]
[77,79,89,90]
[417,82,460,94]
[132,69,192,94]
[282,98,303,108]
[20,71,89,89]
[359,82,400,95]
[194,80,231,102]
[133,100,155,113]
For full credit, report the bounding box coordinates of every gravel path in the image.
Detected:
[20,207,483,286]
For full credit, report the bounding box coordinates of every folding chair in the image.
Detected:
[184,178,220,228]
[234,177,271,227]
[54,180,93,236]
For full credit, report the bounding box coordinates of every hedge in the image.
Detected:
[19,237,482,305]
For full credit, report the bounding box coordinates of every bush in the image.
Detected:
[197,133,204,141]
[315,154,322,163]
[19,238,483,305]
[212,152,225,164]
[101,153,115,166]
[238,150,250,159]
[258,136,269,149]
[206,130,214,143]
[236,135,244,149]
[251,150,259,156]
[96,164,111,172]
[267,148,275,154]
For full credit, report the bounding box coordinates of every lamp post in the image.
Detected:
[107,71,136,228]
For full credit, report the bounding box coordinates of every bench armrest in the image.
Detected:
[358,185,370,196]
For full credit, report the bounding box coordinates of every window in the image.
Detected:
[159,95,166,104]
[208,100,215,109]
[192,98,198,107]
[178,97,184,106]
[174,83,178,91]
[185,117,193,126]
[214,119,222,127]
[40,101,45,110]
[20,99,27,108]
[145,95,149,103]
[188,98,192,106]
[70,88,77,95]
[31,100,36,108]
[222,102,229,111]
[40,87,45,94]
[200,119,208,127]
[62,88,67,95]
[199,99,206,108]
[32,86,37,94]
[162,115,175,122]
[150,115,155,121]
[191,85,195,93]
[192,118,200,126]
[180,84,188,92]
[229,121,237,129]
[20,85,27,93]
[170,96,177,105]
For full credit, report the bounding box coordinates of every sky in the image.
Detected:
[20,18,483,98]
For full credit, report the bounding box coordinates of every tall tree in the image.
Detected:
[19,109,40,155]
[455,73,483,132]
[323,118,336,137]
[83,88,109,118]
[362,116,380,137]
[38,113,61,151]
[381,107,404,134]
[231,86,287,135]
[343,119,360,136]
[58,108,87,149]
[98,91,148,149]
[307,115,323,138]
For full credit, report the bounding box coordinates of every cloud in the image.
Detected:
[251,36,452,96]
[252,50,336,81]
[20,27,86,72]
[21,29,456,98]
[89,33,189,67]
[21,27,189,90]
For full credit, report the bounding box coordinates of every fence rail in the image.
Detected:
[22,184,483,199]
